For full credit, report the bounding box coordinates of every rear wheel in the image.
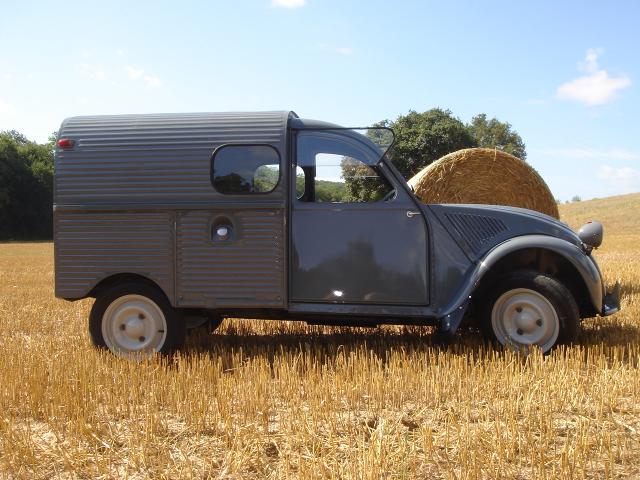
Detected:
[481,270,579,353]
[89,282,185,357]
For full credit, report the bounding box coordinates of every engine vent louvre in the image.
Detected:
[445,213,508,253]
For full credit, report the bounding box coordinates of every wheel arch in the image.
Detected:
[472,236,603,319]
[87,273,171,304]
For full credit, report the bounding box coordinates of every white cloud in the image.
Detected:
[78,63,106,81]
[597,165,640,192]
[579,48,602,73]
[556,49,631,106]
[143,74,162,87]
[2,73,12,81]
[539,148,640,161]
[317,43,354,55]
[116,49,125,56]
[557,71,630,105]
[271,0,306,7]
[126,66,162,87]
[126,66,144,79]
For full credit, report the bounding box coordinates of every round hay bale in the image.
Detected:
[407,148,559,219]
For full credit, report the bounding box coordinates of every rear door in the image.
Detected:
[176,144,286,309]
[290,129,429,305]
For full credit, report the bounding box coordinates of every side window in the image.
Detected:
[211,145,280,194]
[296,132,394,203]
[295,165,306,199]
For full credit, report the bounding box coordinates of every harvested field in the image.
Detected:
[0,193,639,479]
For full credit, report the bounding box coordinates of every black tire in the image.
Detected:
[207,313,224,332]
[480,270,579,353]
[182,311,223,333]
[89,282,185,356]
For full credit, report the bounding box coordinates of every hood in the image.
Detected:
[456,203,575,233]
[426,203,582,261]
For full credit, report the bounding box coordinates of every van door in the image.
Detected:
[290,129,429,305]
[176,144,286,309]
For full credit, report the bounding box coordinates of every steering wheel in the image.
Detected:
[382,189,397,202]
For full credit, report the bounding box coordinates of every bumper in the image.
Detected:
[602,281,621,316]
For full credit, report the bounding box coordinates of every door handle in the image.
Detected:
[215,225,230,240]
[406,210,421,218]
[211,221,234,242]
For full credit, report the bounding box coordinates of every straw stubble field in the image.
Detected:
[0,193,639,479]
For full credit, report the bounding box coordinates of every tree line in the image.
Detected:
[0,109,525,240]
[346,109,526,202]
[0,131,54,240]
[380,109,525,179]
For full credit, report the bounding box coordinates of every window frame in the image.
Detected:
[294,130,395,204]
[210,143,282,195]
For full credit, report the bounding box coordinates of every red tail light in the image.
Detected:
[57,138,75,149]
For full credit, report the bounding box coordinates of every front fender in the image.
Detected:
[440,235,603,318]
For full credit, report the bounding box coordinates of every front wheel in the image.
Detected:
[89,282,185,357]
[481,270,579,353]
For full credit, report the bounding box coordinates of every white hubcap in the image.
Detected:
[101,294,167,356]
[491,288,560,353]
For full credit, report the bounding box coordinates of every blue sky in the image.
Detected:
[1,0,639,201]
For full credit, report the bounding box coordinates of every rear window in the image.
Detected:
[211,145,281,194]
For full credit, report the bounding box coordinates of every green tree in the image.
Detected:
[344,109,528,201]
[467,114,527,160]
[315,179,347,202]
[0,131,54,240]
[380,108,477,180]
[340,157,390,203]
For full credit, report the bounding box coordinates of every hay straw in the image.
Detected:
[408,148,559,219]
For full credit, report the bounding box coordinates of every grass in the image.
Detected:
[0,193,639,478]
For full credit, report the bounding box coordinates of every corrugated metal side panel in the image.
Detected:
[54,212,174,301]
[176,209,284,308]
[55,111,287,205]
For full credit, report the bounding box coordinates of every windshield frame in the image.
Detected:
[289,121,418,202]
[289,125,396,166]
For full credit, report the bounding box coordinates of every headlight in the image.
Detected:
[578,221,603,251]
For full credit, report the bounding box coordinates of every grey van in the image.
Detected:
[53,111,620,356]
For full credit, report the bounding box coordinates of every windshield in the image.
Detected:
[360,127,395,161]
